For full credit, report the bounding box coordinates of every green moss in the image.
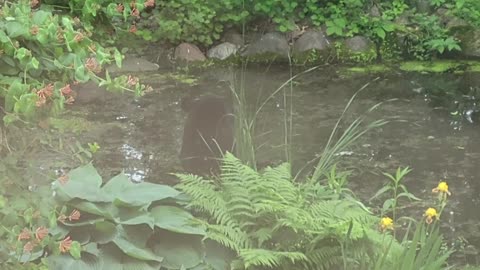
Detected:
[399,60,480,73]
[292,48,333,65]
[379,35,402,61]
[335,41,377,64]
[164,73,199,86]
[50,116,93,134]
[243,52,290,64]
[344,64,391,73]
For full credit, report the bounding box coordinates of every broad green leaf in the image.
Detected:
[83,243,101,257]
[36,29,49,44]
[203,239,235,270]
[103,174,180,207]
[376,28,386,39]
[47,254,103,270]
[74,201,118,220]
[54,163,110,202]
[2,56,16,67]
[112,226,162,262]
[90,221,117,244]
[75,64,90,82]
[382,22,395,32]
[70,241,82,259]
[30,57,40,69]
[62,216,105,227]
[151,231,203,269]
[13,93,37,118]
[17,249,44,263]
[150,205,206,235]
[382,198,395,213]
[0,30,9,42]
[117,209,155,228]
[32,10,51,25]
[14,48,29,61]
[102,173,135,194]
[101,244,162,270]
[6,21,28,38]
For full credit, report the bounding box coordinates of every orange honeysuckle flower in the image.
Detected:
[127,75,139,87]
[60,84,73,96]
[129,24,137,33]
[74,32,84,43]
[30,0,39,8]
[18,228,31,241]
[85,57,101,73]
[68,209,81,221]
[131,8,140,17]
[59,236,73,253]
[145,0,155,7]
[57,214,67,223]
[58,174,69,185]
[23,241,35,253]
[116,4,124,13]
[35,226,49,240]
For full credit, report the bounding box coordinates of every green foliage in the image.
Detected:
[2,163,230,270]
[143,0,248,45]
[371,167,421,227]
[443,0,480,27]
[400,14,461,59]
[310,78,388,182]
[176,153,389,269]
[0,1,149,124]
[371,221,452,270]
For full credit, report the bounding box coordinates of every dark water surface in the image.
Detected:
[72,65,480,258]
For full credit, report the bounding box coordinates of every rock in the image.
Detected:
[106,56,159,74]
[458,29,480,58]
[369,5,381,17]
[286,25,308,44]
[338,36,377,62]
[293,30,331,53]
[436,8,450,25]
[241,32,290,58]
[174,43,206,62]
[207,42,239,60]
[344,36,374,53]
[446,17,469,30]
[222,29,244,46]
[415,0,432,13]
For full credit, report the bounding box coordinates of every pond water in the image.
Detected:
[71,64,480,260]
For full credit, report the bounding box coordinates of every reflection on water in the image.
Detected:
[76,65,480,253]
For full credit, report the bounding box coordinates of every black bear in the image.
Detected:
[179,95,234,175]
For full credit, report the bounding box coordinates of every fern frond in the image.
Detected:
[239,248,308,269]
[207,223,251,251]
[175,173,237,226]
[305,246,343,270]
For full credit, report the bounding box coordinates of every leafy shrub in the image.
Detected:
[0,1,149,124]
[145,0,248,45]
[399,14,461,59]
[2,163,229,270]
[176,153,391,269]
